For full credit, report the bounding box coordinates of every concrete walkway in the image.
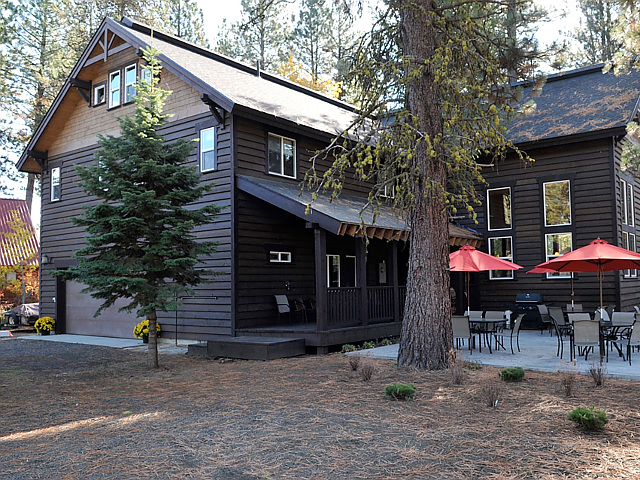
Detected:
[18,333,192,355]
[352,330,640,381]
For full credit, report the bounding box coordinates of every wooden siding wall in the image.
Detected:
[615,138,640,311]
[462,138,623,312]
[39,48,232,340]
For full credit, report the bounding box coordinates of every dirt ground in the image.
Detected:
[2,337,640,479]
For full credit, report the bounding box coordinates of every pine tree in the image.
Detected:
[291,0,333,80]
[53,48,220,368]
[569,0,621,66]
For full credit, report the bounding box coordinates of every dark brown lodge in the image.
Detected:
[17,17,482,354]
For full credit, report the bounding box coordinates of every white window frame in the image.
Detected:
[108,70,121,108]
[267,133,296,179]
[124,63,137,103]
[487,187,512,231]
[51,167,61,202]
[488,236,514,280]
[622,179,635,227]
[269,251,292,263]
[543,180,572,227]
[545,232,573,279]
[200,127,216,172]
[326,254,340,288]
[622,232,637,278]
[93,83,106,106]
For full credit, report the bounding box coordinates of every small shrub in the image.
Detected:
[465,360,482,371]
[359,360,375,381]
[560,372,576,397]
[588,362,607,387]
[385,383,416,401]
[479,383,502,408]
[362,341,376,349]
[449,354,466,385]
[568,406,609,431]
[377,338,393,347]
[34,316,55,334]
[348,354,361,371]
[499,367,525,382]
[341,344,356,353]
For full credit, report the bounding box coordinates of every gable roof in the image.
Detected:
[0,199,39,267]
[507,64,640,146]
[17,17,360,173]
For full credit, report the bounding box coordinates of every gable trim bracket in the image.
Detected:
[201,94,225,125]
[70,78,92,105]
[26,149,48,173]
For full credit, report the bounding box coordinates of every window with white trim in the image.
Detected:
[622,232,637,278]
[51,167,61,202]
[267,133,296,178]
[487,187,511,230]
[269,251,292,263]
[108,70,121,108]
[93,82,106,106]
[544,180,571,226]
[327,254,340,287]
[545,232,572,278]
[488,237,514,280]
[200,127,216,172]
[622,179,635,226]
[124,63,137,103]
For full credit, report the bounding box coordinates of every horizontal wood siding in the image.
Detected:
[40,109,233,340]
[459,139,622,312]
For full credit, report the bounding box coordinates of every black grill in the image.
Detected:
[514,293,544,330]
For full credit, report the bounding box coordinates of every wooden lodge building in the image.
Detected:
[16,17,482,355]
[454,65,640,315]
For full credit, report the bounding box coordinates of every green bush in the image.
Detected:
[362,341,376,349]
[341,344,357,353]
[385,383,416,401]
[568,407,609,431]
[499,367,525,382]
[377,338,394,346]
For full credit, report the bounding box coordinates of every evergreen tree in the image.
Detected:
[307,0,543,370]
[53,48,220,368]
[570,0,621,66]
[291,0,333,80]
[144,0,209,47]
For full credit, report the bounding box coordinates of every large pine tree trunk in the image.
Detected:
[396,0,453,370]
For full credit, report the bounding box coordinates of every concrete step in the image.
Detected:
[194,336,306,361]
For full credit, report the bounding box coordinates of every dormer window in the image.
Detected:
[108,70,121,108]
[93,82,106,106]
[124,63,137,103]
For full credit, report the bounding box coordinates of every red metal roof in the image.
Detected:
[0,198,39,267]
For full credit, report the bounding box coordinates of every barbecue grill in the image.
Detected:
[514,293,545,330]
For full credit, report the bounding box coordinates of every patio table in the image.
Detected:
[468,318,507,354]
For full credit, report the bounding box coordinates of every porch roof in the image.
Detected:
[236,175,482,247]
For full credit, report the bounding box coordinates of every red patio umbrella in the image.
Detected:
[532,238,640,312]
[450,245,523,313]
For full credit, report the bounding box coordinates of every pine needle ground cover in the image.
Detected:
[2,338,640,479]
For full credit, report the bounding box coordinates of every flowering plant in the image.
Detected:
[34,316,55,334]
[133,319,161,339]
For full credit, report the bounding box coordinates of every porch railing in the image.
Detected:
[326,286,406,328]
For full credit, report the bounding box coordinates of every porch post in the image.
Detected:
[355,237,369,325]
[388,241,400,323]
[314,228,328,331]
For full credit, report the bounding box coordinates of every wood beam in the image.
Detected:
[388,241,401,323]
[201,94,225,125]
[314,228,328,332]
[356,238,369,326]
[71,78,91,105]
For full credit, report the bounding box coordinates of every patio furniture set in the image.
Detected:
[452,311,523,355]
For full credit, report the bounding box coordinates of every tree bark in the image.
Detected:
[147,309,159,368]
[396,0,453,370]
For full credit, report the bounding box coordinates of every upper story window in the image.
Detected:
[200,127,216,172]
[93,82,106,106]
[544,180,571,226]
[108,70,121,108]
[124,63,137,103]
[51,167,61,202]
[622,232,638,278]
[488,237,514,280]
[268,133,296,178]
[545,232,572,278]
[487,187,511,231]
[622,179,635,226]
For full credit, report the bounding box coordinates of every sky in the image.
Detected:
[2,0,583,226]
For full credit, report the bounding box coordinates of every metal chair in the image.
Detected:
[537,304,552,335]
[452,316,473,354]
[572,320,601,361]
[621,323,640,365]
[493,314,523,354]
[274,295,307,323]
[566,304,583,312]
[567,312,591,324]
[549,307,571,358]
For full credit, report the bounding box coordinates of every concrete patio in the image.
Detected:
[354,329,640,381]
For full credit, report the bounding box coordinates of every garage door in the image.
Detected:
[65,281,139,338]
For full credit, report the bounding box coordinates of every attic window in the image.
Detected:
[93,82,106,106]
[108,69,121,108]
[124,63,137,103]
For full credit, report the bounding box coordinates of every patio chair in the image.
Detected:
[567,312,591,324]
[537,304,553,335]
[595,307,610,323]
[634,305,640,315]
[571,320,601,361]
[452,316,473,354]
[566,304,583,312]
[549,307,571,358]
[616,323,640,365]
[493,314,523,354]
[274,295,306,323]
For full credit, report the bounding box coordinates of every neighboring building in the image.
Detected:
[16,18,480,351]
[0,198,39,308]
[455,64,640,314]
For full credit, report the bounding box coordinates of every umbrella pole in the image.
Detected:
[599,265,604,314]
[571,275,574,307]
[466,271,470,315]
